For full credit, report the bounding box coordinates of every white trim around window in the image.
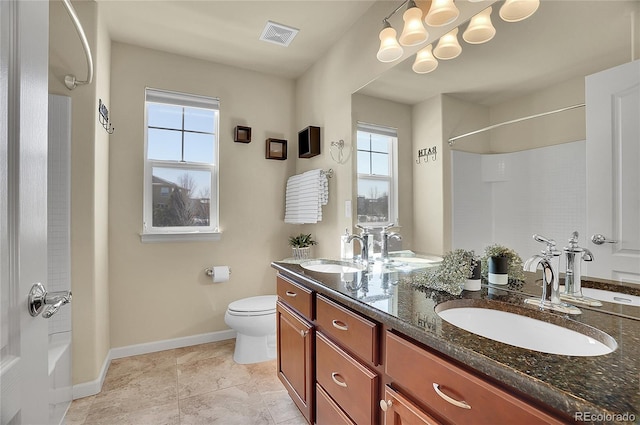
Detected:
[141,88,221,242]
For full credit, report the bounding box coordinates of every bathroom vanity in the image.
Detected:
[272,261,639,425]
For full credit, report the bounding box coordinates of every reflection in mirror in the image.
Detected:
[352,1,639,280]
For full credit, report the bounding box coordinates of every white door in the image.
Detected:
[0,1,50,424]
[586,59,640,282]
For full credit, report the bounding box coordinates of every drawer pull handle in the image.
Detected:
[299,329,308,337]
[332,320,348,331]
[331,372,348,388]
[379,399,393,412]
[285,291,297,297]
[433,383,471,410]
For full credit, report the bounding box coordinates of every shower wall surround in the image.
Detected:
[452,140,587,274]
[48,94,73,424]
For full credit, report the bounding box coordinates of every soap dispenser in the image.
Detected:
[341,228,353,260]
[560,231,601,306]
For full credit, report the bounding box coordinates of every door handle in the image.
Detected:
[28,282,72,318]
[591,234,618,245]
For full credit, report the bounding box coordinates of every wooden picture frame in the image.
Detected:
[234,126,252,143]
[266,138,287,160]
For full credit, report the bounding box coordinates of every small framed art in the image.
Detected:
[266,138,287,160]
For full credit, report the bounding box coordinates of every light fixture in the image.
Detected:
[425,0,460,27]
[463,7,496,44]
[412,45,439,74]
[376,19,404,63]
[399,0,428,46]
[434,28,462,60]
[375,0,538,73]
[499,0,540,23]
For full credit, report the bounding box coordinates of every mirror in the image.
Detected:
[358,1,638,109]
[352,0,639,262]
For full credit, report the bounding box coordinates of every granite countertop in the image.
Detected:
[271,260,639,425]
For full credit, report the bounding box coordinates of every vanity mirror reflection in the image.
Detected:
[352,0,640,283]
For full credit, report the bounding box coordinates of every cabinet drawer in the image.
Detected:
[277,275,313,320]
[316,332,378,425]
[316,294,379,364]
[316,383,355,425]
[385,332,564,425]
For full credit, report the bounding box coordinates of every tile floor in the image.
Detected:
[65,339,307,425]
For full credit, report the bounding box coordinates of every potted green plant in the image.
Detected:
[412,249,479,295]
[288,233,317,260]
[481,244,525,284]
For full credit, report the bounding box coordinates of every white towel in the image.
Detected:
[284,169,329,224]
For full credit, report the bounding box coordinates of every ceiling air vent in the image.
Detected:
[259,21,299,47]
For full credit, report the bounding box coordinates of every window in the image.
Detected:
[142,88,220,242]
[356,123,398,225]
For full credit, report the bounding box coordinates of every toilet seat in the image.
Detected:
[227,295,277,317]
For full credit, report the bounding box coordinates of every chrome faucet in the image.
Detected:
[348,224,372,264]
[379,223,402,263]
[524,234,581,315]
[561,231,600,306]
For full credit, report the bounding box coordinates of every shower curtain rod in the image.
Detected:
[447,103,586,146]
[62,0,94,90]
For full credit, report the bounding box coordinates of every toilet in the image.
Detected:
[224,295,278,364]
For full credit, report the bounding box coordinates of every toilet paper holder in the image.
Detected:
[204,267,232,277]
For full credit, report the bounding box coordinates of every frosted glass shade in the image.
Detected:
[377,25,404,62]
[399,4,428,46]
[463,7,496,44]
[499,0,540,22]
[425,0,460,27]
[412,45,439,74]
[434,28,462,60]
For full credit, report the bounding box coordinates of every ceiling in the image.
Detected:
[97,1,639,103]
[359,1,640,105]
[97,0,377,79]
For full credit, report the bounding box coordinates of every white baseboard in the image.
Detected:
[72,352,111,400]
[72,329,236,400]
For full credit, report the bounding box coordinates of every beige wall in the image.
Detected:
[108,43,296,348]
[488,76,586,152]
[412,96,447,255]
[49,0,111,385]
[292,1,407,258]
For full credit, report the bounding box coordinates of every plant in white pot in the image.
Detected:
[288,233,317,260]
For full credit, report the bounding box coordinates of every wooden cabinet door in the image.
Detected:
[277,301,314,424]
[381,386,442,425]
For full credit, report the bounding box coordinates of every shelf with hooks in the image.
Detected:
[98,99,114,134]
[416,146,437,164]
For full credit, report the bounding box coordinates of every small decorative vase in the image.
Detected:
[488,256,509,285]
[292,247,311,260]
[464,262,482,291]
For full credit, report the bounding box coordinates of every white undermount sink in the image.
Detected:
[436,300,617,357]
[581,287,640,307]
[300,260,365,274]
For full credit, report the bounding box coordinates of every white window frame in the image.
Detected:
[356,122,399,227]
[141,88,220,243]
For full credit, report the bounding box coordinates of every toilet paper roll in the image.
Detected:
[211,266,230,283]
